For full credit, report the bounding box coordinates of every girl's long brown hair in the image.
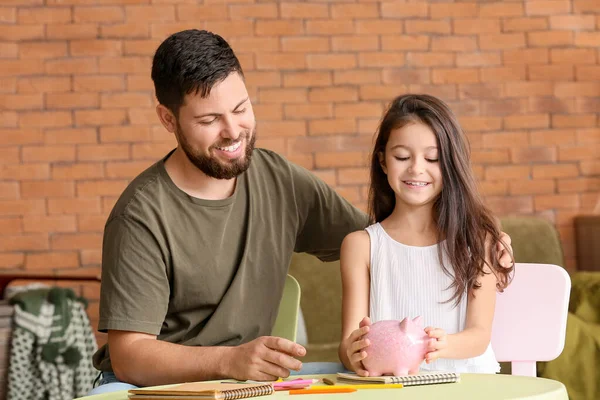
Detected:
[368,94,513,304]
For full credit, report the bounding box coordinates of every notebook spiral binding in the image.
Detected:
[387,372,459,386]
[221,384,274,399]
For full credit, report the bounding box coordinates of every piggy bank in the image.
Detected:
[362,316,430,376]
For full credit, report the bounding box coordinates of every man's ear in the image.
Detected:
[156,104,177,133]
[378,151,387,174]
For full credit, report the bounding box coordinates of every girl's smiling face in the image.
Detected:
[381,122,443,209]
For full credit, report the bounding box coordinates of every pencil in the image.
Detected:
[312,384,403,390]
[289,388,357,395]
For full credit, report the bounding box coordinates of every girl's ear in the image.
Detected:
[378,151,387,174]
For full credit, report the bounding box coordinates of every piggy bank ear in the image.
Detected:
[412,316,423,326]
[399,318,408,332]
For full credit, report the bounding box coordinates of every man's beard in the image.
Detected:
[177,123,257,180]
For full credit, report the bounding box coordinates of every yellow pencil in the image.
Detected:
[312,384,403,390]
[289,388,356,395]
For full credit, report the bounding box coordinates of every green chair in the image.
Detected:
[271,274,300,342]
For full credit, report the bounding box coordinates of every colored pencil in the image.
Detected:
[312,384,403,390]
[289,388,357,395]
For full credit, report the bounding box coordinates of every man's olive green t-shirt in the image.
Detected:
[93,148,368,372]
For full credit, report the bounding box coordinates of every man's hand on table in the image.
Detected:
[223,336,306,381]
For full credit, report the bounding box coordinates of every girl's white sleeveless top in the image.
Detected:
[365,223,500,374]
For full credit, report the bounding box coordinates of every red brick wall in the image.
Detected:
[1,0,599,345]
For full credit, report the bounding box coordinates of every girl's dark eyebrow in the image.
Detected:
[233,97,249,111]
[193,97,249,119]
[390,144,438,150]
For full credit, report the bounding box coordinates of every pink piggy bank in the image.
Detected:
[362,316,430,376]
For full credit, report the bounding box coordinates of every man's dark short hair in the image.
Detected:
[151,29,244,116]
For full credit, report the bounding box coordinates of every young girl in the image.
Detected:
[339,94,513,376]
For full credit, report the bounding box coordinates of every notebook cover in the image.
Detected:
[128,382,274,399]
[336,371,460,386]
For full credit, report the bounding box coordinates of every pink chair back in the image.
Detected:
[491,263,570,377]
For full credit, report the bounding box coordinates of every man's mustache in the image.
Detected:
[212,130,252,149]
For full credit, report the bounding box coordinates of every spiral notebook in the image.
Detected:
[337,371,460,386]
[128,382,274,400]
